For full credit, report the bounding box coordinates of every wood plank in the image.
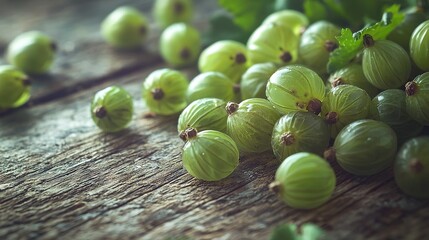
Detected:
[0,0,216,109]
[1,66,428,240]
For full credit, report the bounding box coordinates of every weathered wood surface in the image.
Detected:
[1,1,429,240]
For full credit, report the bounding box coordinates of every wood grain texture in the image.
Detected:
[1,0,429,240]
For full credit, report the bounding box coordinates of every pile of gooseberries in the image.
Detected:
[2,0,429,213]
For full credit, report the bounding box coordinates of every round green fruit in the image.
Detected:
[160,23,201,67]
[101,6,148,49]
[266,65,325,115]
[226,98,282,153]
[262,10,309,36]
[91,86,133,132]
[247,23,299,66]
[362,35,411,90]
[0,65,31,110]
[240,62,278,100]
[142,68,188,115]
[177,98,227,137]
[181,128,239,181]
[187,72,239,103]
[321,85,371,138]
[328,63,379,98]
[270,152,336,209]
[394,136,429,199]
[299,21,340,75]
[326,119,397,176]
[6,31,56,74]
[198,40,248,83]
[271,111,330,161]
[153,0,193,29]
[405,72,429,125]
[370,89,423,145]
[410,20,429,71]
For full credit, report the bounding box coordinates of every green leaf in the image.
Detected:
[202,11,250,46]
[269,223,299,240]
[327,4,405,73]
[218,0,276,32]
[301,223,326,240]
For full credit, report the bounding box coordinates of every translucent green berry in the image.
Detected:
[153,0,193,29]
[198,40,249,83]
[394,136,429,199]
[160,23,201,67]
[6,31,56,74]
[262,10,309,36]
[270,152,336,209]
[240,62,278,100]
[142,68,189,115]
[101,6,148,49]
[177,98,228,137]
[226,98,282,153]
[187,72,239,103]
[181,128,239,181]
[410,20,429,71]
[405,72,429,125]
[0,65,31,110]
[91,86,134,132]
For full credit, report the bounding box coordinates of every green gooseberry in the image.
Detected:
[91,86,133,132]
[370,89,423,145]
[181,128,239,181]
[321,85,371,138]
[325,119,397,176]
[177,98,227,137]
[198,40,249,83]
[394,136,429,199]
[388,8,427,52]
[142,68,189,115]
[153,0,193,29]
[262,10,309,36]
[0,65,31,110]
[101,6,148,49]
[405,72,429,125]
[187,72,239,103]
[266,65,326,115]
[270,152,336,209]
[410,20,429,71]
[362,34,411,90]
[6,31,56,74]
[240,62,278,100]
[160,23,201,67]
[247,23,299,66]
[226,98,282,153]
[271,111,330,162]
[328,63,379,98]
[299,21,340,75]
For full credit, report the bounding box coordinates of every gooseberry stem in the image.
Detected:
[325,112,338,124]
[323,147,336,162]
[307,99,322,115]
[226,102,239,115]
[363,34,375,48]
[22,77,32,86]
[182,128,197,141]
[405,81,418,96]
[235,53,246,64]
[151,88,165,100]
[233,84,240,94]
[94,106,107,118]
[332,77,343,87]
[180,48,190,60]
[280,132,295,146]
[280,51,292,63]
[269,181,281,194]
[409,158,424,173]
[324,40,338,52]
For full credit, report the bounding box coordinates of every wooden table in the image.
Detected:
[1,0,428,239]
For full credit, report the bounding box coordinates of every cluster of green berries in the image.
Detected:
[2,0,428,210]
